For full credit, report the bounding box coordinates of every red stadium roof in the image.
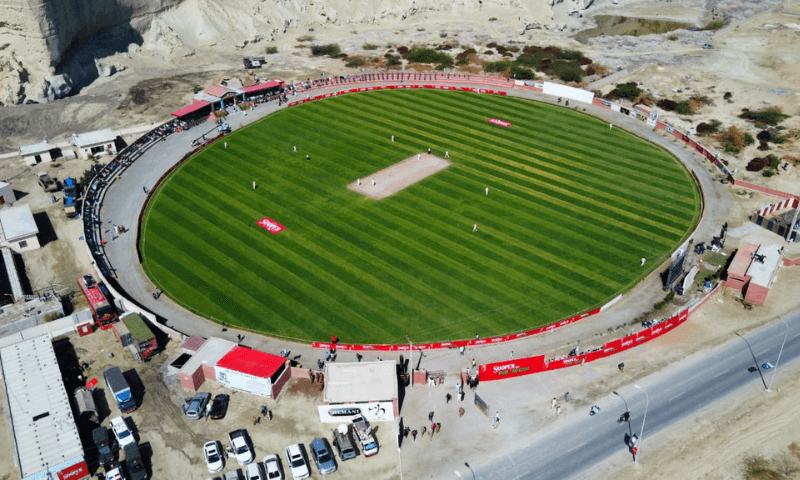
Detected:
[216,346,286,378]
[171,100,210,117]
[242,80,284,93]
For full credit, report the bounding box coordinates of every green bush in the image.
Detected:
[297,35,314,42]
[739,107,791,126]
[557,50,583,61]
[725,144,740,153]
[675,101,693,115]
[703,20,724,30]
[509,65,535,80]
[744,132,755,145]
[515,53,544,69]
[407,48,453,65]
[345,58,367,68]
[456,57,469,66]
[311,44,341,56]
[762,167,775,177]
[362,43,379,50]
[610,82,642,101]
[548,61,582,82]
[484,61,512,72]
[668,35,678,41]
[385,55,401,66]
[265,46,278,54]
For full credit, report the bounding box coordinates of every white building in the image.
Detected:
[18,141,53,166]
[0,336,90,480]
[72,129,117,159]
[0,181,15,205]
[320,361,399,422]
[0,204,40,252]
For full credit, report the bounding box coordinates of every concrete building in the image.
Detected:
[0,336,90,480]
[215,346,289,398]
[18,141,53,166]
[0,204,40,252]
[724,243,783,305]
[178,336,236,391]
[320,361,399,422]
[0,181,15,205]
[72,129,117,159]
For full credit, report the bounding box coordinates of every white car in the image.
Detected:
[263,454,284,480]
[246,462,264,480]
[229,429,255,465]
[105,466,125,480]
[285,444,310,480]
[110,416,135,447]
[204,441,225,473]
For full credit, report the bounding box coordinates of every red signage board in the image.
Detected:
[487,118,512,127]
[479,355,546,381]
[256,217,286,234]
[58,461,89,480]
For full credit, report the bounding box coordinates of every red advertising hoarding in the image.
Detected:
[256,217,286,234]
[479,355,547,381]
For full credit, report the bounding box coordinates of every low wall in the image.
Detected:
[733,179,797,200]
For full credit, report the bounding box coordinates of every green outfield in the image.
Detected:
[140,89,700,344]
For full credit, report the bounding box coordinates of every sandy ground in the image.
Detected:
[348,153,452,200]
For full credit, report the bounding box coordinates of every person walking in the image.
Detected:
[293,145,297,152]
[357,178,361,186]
[428,411,435,422]
[411,429,417,441]
[306,154,310,161]
[446,393,452,404]
[427,148,431,154]
[509,351,514,360]
[473,223,478,232]
[641,257,647,266]
[552,397,557,408]
[224,142,228,148]
[459,346,465,356]
[421,426,427,437]
[356,353,363,362]
[565,392,571,403]
[472,359,476,369]
[417,154,421,160]
[609,123,613,130]
[372,178,376,186]
[391,135,395,142]
[556,405,562,416]
[253,181,257,190]
[459,407,465,417]
[436,423,441,434]
[485,187,489,195]
[430,422,436,438]
[445,151,450,158]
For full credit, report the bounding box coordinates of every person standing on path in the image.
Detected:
[459,407,465,417]
[417,154,421,160]
[372,178,376,186]
[357,178,361,186]
[427,148,431,154]
[472,359,476,369]
[552,397,557,408]
[411,430,417,441]
[429,412,435,422]
[509,351,514,360]
[431,422,436,438]
[459,346,465,356]
[436,423,441,434]
[446,393,452,404]
[556,405,562,416]
[421,426,427,437]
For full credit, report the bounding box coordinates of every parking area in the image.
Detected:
[2,328,399,479]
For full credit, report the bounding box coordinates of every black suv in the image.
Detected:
[124,443,148,480]
[209,394,230,420]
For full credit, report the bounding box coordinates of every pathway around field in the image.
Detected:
[347,153,451,199]
[98,81,734,478]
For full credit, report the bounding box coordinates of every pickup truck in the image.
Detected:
[228,429,254,465]
[351,416,378,457]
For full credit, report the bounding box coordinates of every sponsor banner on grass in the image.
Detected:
[488,118,512,127]
[256,217,285,234]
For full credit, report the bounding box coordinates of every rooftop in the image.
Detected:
[72,128,116,147]
[324,361,398,404]
[179,336,236,375]
[746,244,783,288]
[241,80,284,93]
[181,335,207,353]
[216,346,286,379]
[728,243,759,278]
[204,85,233,98]
[171,100,211,118]
[0,204,38,241]
[0,336,84,477]
[120,313,154,343]
[18,141,51,156]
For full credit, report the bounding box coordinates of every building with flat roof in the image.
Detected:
[215,346,288,398]
[18,141,53,166]
[0,181,15,205]
[724,243,783,305]
[178,336,236,391]
[0,204,40,252]
[0,336,89,480]
[320,361,398,422]
[72,129,117,159]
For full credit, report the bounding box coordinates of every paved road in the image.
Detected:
[473,313,800,480]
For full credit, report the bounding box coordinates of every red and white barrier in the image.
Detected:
[756,197,798,217]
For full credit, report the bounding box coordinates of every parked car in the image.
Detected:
[702,43,714,49]
[309,438,337,475]
[209,394,230,420]
[263,454,284,480]
[92,426,116,467]
[204,440,225,473]
[223,469,243,480]
[185,392,212,420]
[245,462,264,480]
[37,172,57,192]
[105,465,125,480]
[229,429,255,465]
[285,444,310,480]
[110,416,136,447]
[331,426,357,461]
[124,443,148,480]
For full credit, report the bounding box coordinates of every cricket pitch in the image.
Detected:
[348,154,452,199]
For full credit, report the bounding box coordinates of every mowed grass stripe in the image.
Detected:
[327,96,692,233]
[141,89,699,343]
[350,93,695,224]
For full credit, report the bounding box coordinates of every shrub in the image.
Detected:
[515,53,544,69]
[362,43,378,50]
[746,157,770,172]
[265,46,278,54]
[484,50,495,55]
[668,35,678,41]
[0,43,10,51]
[509,65,535,80]
[703,20,724,30]
[456,57,469,66]
[484,61,512,72]
[397,46,410,58]
[488,17,497,21]
[723,91,733,100]
[722,126,747,149]
[384,54,401,66]
[763,168,775,177]
[345,57,367,68]
[675,101,693,115]
[192,85,203,93]
[557,50,583,61]
[297,35,314,42]
[507,46,520,53]
[657,99,677,111]
[610,82,642,101]
[739,107,791,126]
[548,61,582,82]
[407,48,453,65]
[455,48,476,62]
[725,145,740,153]
[744,132,755,145]
[311,44,341,56]
[696,119,722,134]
